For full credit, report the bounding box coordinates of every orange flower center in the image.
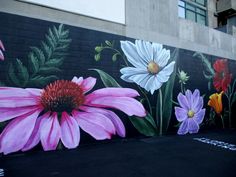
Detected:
[187,110,195,118]
[40,80,84,113]
[147,61,159,74]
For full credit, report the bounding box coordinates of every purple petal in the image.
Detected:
[22,113,49,151]
[193,109,205,124]
[188,119,199,134]
[0,110,41,154]
[177,92,190,110]
[40,113,61,151]
[175,107,188,122]
[80,106,126,137]
[61,112,80,149]
[177,119,189,135]
[73,111,115,140]
[185,90,193,109]
[85,96,146,117]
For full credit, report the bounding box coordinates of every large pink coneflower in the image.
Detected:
[0,76,146,154]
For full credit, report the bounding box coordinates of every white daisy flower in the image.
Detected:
[120,40,175,94]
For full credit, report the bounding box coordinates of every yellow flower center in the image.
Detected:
[147,61,159,74]
[187,110,195,118]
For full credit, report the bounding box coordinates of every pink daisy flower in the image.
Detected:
[0,76,146,154]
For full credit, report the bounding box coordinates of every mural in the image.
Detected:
[0,12,235,155]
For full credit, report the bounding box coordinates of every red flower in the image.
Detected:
[213,59,232,92]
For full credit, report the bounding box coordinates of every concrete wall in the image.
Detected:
[0,0,235,60]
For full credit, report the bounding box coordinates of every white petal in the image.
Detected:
[152,43,163,60]
[120,67,148,84]
[120,67,147,75]
[155,48,170,67]
[135,40,153,62]
[120,41,146,69]
[157,61,175,82]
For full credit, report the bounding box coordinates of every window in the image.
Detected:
[178,0,207,26]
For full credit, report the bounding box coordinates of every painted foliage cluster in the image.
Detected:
[0,13,235,155]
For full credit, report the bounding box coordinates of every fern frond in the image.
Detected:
[7,24,71,88]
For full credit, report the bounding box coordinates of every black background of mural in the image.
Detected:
[0,12,235,148]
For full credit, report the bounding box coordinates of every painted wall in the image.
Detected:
[18,0,125,24]
[0,12,235,155]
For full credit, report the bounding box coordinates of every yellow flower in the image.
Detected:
[208,91,223,115]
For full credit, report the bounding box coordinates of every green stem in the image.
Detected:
[180,83,184,93]
[228,99,232,128]
[220,115,225,129]
[137,86,153,115]
[225,91,232,128]
[158,89,163,136]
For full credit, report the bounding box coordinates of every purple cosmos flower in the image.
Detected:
[0,40,5,61]
[175,89,205,135]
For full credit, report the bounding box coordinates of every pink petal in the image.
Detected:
[40,113,61,151]
[61,112,80,149]
[0,106,40,122]
[72,76,83,85]
[85,96,146,117]
[22,112,50,152]
[80,77,96,93]
[0,97,39,108]
[0,50,4,61]
[0,110,41,154]
[25,88,42,97]
[72,111,115,140]
[86,88,140,101]
[80,106,126,137]
[0,87,34,98]
[0,40,5,51]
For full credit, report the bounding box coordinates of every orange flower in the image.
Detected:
[208,91,223,115]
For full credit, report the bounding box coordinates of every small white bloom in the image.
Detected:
[120,40,175,94]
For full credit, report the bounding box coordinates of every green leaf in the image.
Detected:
[94,54,101,61]
[112,53,119,62]
[129,113,158,136]
[30,47,45,65]
[232,92,236,105]
[105,40,112,47]
[28,52,40,74]
[38,67,62,75]
[28,75,59,87]
[193,52,215,76]
[90,69,121,87]
[203,71,213,80]
[45,58,63,67]
[8,59,29,87]
[157,48,179,133]
[95,46,103,53]
[7,24,71,88]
